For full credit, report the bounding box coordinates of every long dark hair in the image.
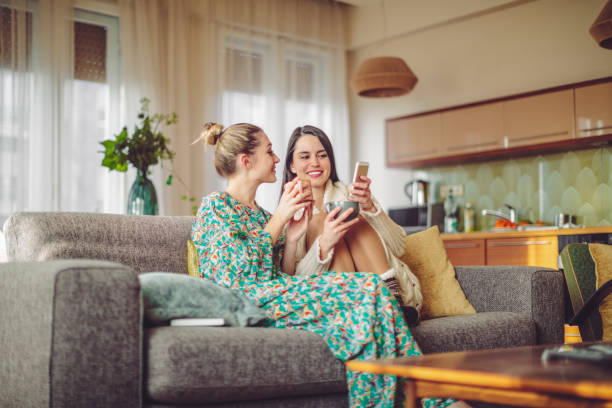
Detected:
[281,125,340,199]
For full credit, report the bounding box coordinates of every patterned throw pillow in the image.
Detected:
[139,272,268,327]
[399,226,476,319]
[590,244,612,341]
[561,243,612,341]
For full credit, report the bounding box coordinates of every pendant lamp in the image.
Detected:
[350,56,418,97]
[590,0,612,49]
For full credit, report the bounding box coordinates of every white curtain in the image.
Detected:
[0,0,123,226]
[118,0,349,214]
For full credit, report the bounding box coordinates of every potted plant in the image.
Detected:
[100,97,177,215]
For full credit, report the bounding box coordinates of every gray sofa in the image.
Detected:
[0,212,565,408]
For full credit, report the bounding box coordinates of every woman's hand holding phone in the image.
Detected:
[348,161,375,212]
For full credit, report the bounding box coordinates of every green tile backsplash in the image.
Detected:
[423,147,612,230]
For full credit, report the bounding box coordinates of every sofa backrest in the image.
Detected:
[4,212,194,274]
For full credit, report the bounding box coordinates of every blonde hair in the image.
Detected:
[195,122,263,177]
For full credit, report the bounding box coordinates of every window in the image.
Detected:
[220,30,334,211]
[0,4,33,223]
[63,9,122,213]
[221,35,271,131]
[0,4,122,224]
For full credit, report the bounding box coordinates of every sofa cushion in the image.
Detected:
[144,394,348,408]
[140,272,268,327]
[412,311,536,354]
[401,226,476,319]
[144,327,347,404]
[4,212,195,274]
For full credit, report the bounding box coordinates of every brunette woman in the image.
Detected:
[281,125,422,324]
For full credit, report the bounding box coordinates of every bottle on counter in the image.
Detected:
[463,201,474,233]
[444,193,458,233]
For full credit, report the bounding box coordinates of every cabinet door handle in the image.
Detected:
[446,141,498,152]
[488,240,551,247]
[506,131,567,142]
[445,242,480,248]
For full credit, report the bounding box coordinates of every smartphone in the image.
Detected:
[352,161,369,185]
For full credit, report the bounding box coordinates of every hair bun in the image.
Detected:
[200,122,224,146]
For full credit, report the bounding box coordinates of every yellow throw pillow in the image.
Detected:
[400,226,476,319]
[588,243,612,341]
[187,240,200,278]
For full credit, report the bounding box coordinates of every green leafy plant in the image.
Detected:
[100,97,199,215]
[100,97,176,175]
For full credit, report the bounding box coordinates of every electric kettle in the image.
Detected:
[404,180,429,206]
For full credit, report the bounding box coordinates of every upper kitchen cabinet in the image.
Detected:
[385,77,611,167]
[386,113,442,166]
[575,81,612,138]
[440,102,503,156]
[502,89,575,148]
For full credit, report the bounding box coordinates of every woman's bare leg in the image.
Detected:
[343,218,390,274]
[329,239,357,272]
[306,213,355,272]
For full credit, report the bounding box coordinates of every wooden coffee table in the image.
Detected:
[346,343,612,408]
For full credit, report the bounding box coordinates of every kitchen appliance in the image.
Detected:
[404,180,429,206]
[388,203,444,234]
[555,213,578,228]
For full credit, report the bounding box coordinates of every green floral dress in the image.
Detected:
[191,192,455,408]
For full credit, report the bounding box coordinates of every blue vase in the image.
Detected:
[127,169,158,215]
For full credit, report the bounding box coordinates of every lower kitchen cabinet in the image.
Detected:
[443,239,485,266]
[486,236,558,269]
[443,235,559,268]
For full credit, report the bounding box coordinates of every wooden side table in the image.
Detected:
[346,343,612,408]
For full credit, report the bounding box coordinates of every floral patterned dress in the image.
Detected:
[191,192,455,408]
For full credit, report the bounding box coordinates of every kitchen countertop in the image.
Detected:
[441,226,612,240]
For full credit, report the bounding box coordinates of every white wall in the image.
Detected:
[346,0,612,209]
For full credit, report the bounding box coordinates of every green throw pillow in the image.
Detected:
[139,272,268,327]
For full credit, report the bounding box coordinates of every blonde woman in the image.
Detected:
[191,122,462,408]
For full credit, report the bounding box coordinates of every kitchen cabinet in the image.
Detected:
[386,113,441,165]
[442,227,612,268]
[385,78,611,167]
[440,102,504,155]
[502,89,575,148]
[575,81,612,138]
[443,239,485,266]
[444,236,559,269]
[486,236,558,269]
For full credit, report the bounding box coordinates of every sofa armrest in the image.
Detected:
[0,260,141,407]
[455,265,565,345]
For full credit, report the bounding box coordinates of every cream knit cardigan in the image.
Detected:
[293,180,423,311]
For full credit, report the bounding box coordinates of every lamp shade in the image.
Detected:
[590,0,612,49]
[350,56,418,97]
